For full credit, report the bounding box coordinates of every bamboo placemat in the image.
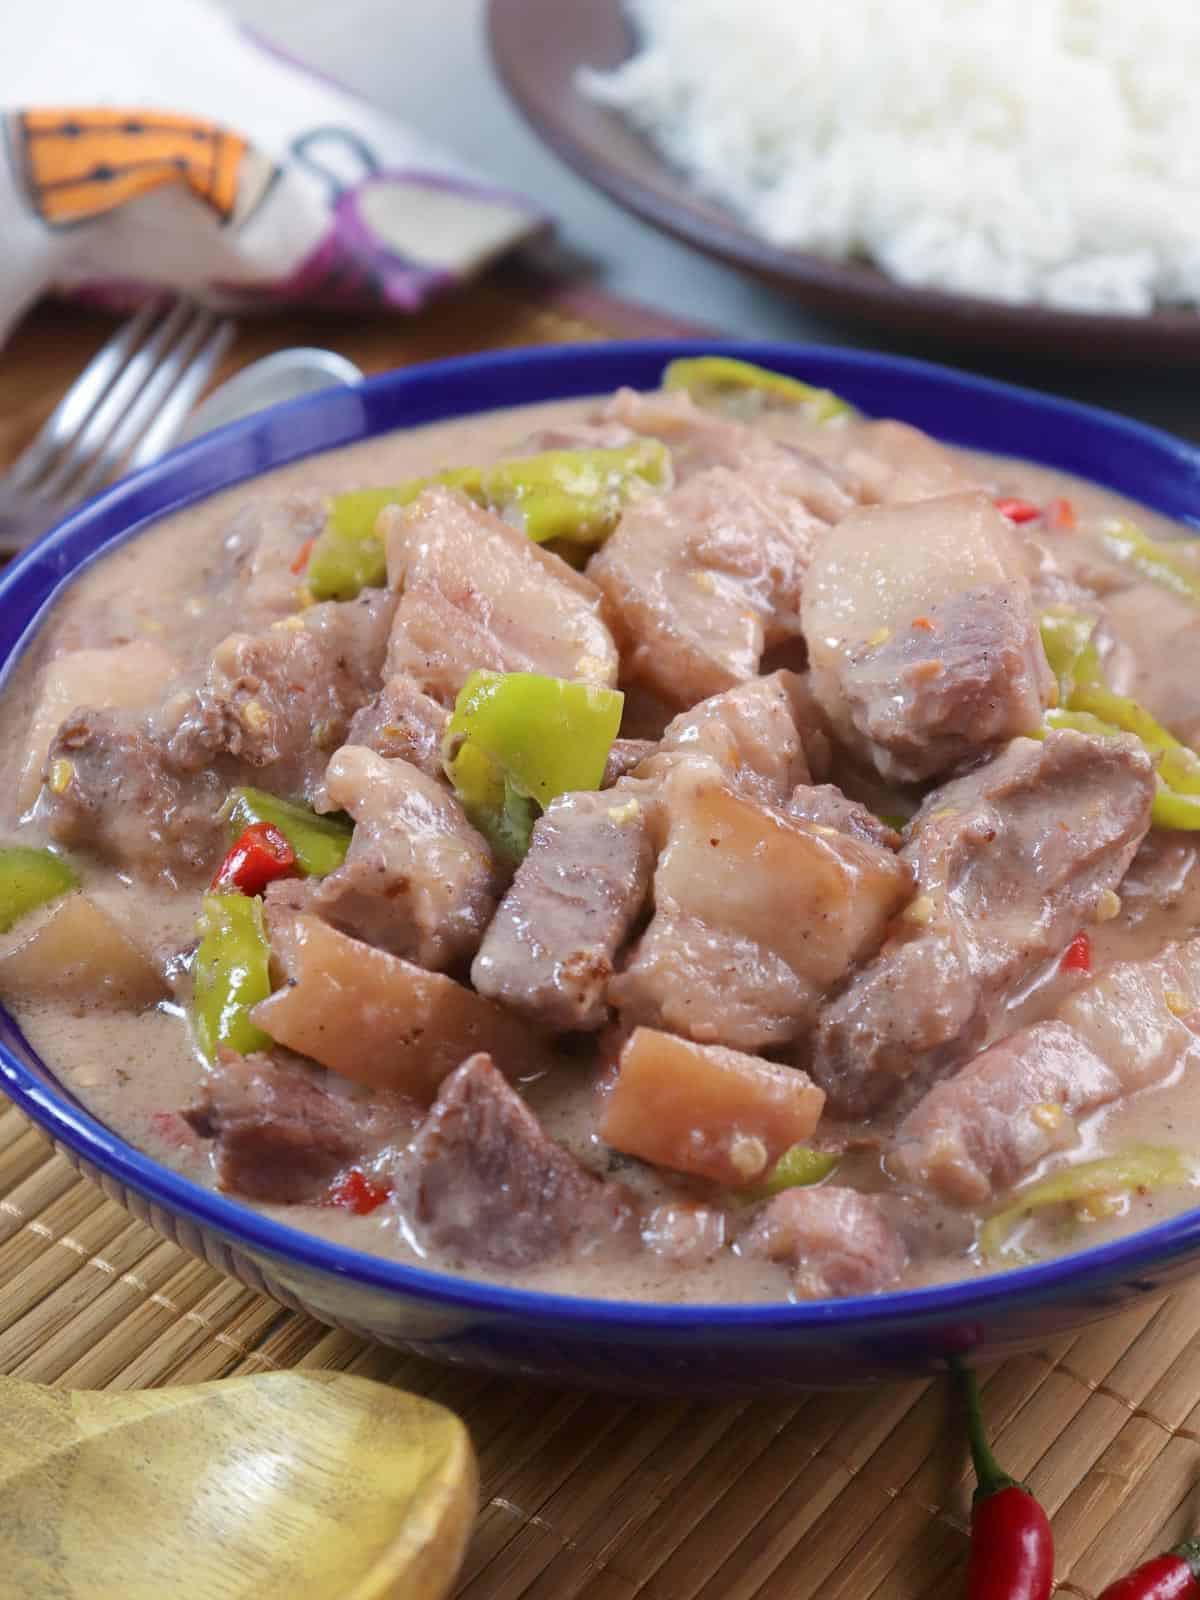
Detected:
[5,267,1200,1599]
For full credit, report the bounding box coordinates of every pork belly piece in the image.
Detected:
[252,908,553,1101]
[339,676,448,782]
[159,590,395,799]
[638,671,815,804]
[590,462,832,709]
[382,487,618,701]
[738,1188,909,1299]
[403,1053,638,1269]
[19,638,179,812]
[1101,584,1200,748]
[609,759,913,1050]
[602,738,657,786]
[787,784,902,851]
[794,418,976,507]
[184,1049,415,1204]
[42,708,229,881]
[471,788,653,1031]
[600,1027,825,1187]
[801,491,1053,782]
[299,746,497,969]
[602,387,853,521]
[739,1185,971,1299]
[811,730,1156,1119]
[889,1022,1123,1205]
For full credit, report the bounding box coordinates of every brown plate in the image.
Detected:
[488,0,1200,363]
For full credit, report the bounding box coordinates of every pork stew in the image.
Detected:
[4,355,1200,1305]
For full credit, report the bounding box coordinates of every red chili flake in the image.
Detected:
[911,615,936,632]
[994,496,1042,524]
[324,1168,393,1215]
[290,536,317,575]
[1045,496,1077,531]
[211,821,297,896]
[1060,931,1092,974]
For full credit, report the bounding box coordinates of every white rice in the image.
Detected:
[582,0,1200,314]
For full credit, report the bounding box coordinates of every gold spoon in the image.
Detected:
[0,1369,477,1599]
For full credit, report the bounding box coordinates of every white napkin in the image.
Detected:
[0,0,545,346]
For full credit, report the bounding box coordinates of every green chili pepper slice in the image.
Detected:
[1098,520,1200,606]
[741,1144,840,1202]
[443,671,623,861]
[1038,609,1106,703]
[191,892,272,1062]
[980,1145,1192,1261]
[662,355,853,423]
[483,440,670,546]
[0,846,78,935]
[223,789,351,878]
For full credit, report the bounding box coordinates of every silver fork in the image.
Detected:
[0,300,236,556]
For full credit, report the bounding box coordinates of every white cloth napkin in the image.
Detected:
[0,0,545,346]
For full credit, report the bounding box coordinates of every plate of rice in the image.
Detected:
[489,0,1200,361]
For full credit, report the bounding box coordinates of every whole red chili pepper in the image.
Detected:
[211,821,297,896]
[1096,1541,1200,1600]
[954,1360,1054,1600]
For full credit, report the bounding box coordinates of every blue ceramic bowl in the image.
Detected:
[4,341,1200,1393]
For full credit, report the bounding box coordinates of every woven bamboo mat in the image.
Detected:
[5,267,1200,1599]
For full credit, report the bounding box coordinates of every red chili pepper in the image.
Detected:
[954,1360,1054,1600]
[1045,497,1077,531]
[324,1167,393,1215]
[1096,1543,1200,1600]
[290,536,316,575]
[1060,931,1092,974]
[994,497,1043,524]
[210,821,297,896]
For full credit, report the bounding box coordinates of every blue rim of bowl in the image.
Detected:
[4,337,1200,1337]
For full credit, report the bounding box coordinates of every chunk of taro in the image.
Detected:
[889,1021,1122,1204]
[472,788,653,1031]
[20,638,179,811]
[234,491,328,627]
[184,1049,414,1204]
[403,1053,638,1269]
[0,893,166,1011]
[602,387,853,521]
[160,590,395,800]
[610,760,913,1049]
[382,487,618,701]
[43,709,228,881]
[589,462,832,709]
[252,908,553,1101]
[802,492,1053,782]
[738,1188,910,1299]
[787,785,902,851]
[600,1027,825,1187]
[811,730,1156,1118]
[309,746,497,969]
[639,671,815,804]
[340,676,448,782]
